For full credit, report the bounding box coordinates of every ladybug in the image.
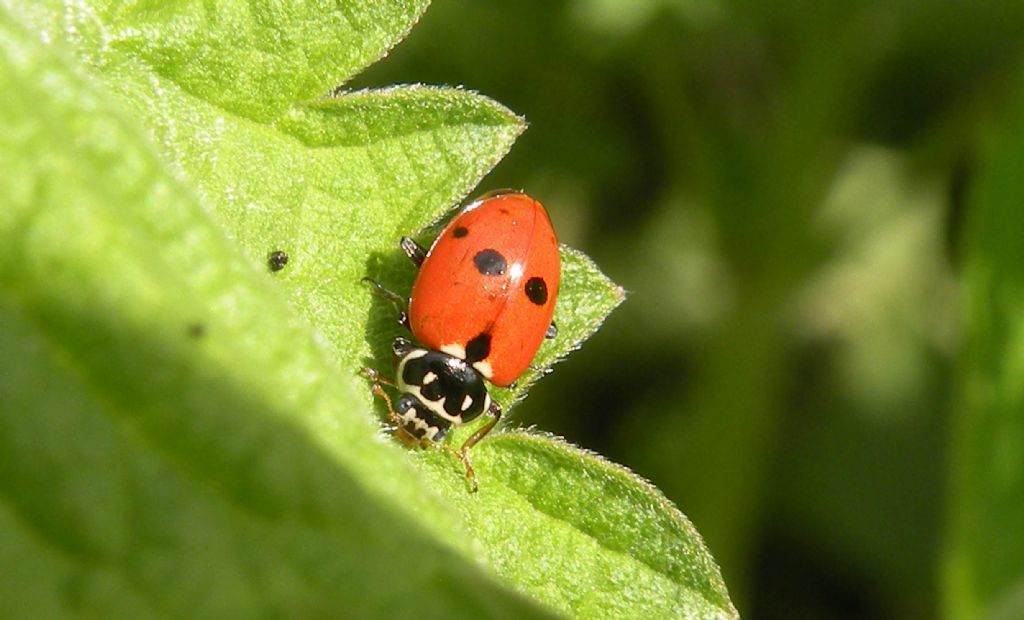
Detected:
[363,190,560,490]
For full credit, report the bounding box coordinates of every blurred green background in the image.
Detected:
[354,1,1024,617]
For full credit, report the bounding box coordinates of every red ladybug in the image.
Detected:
[363,191,560,490]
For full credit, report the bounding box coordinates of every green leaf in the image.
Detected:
[413,431,738,619]
[20,0,431,121]
[0,8,551,619]
[945,85,1024,620]
[2,0,735,617]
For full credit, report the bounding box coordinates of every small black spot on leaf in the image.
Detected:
[267,250,289,272]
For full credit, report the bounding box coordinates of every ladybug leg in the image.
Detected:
[400,236,427,268]
[369,382,400,428]
[361,277,410,330]
[439,444,477,493]
[361,367,415,439]
[455,400,503,493]
[361,367,398,421]
[545,321,558,339]
[361,365,396,388]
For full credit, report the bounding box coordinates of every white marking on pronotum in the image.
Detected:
[414,392,459,424]
[422,371,437,386]
[396,349,428,392]
[473,360,494,379]
[414,394,464,425]
[461,395,473,412]
[441,343,466,359]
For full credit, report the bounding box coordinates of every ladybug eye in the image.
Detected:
[452,226,468,238]
[473,249,507,276]
[525,277,548,305]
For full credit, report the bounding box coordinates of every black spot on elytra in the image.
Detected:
[452,226,468,238]
[473,249,506,276]
[525,277,548,305]
[465,332,492,363]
